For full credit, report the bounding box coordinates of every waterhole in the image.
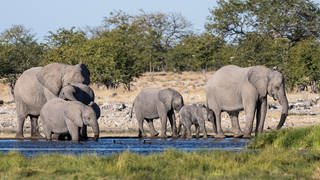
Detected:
[0,137,249,156]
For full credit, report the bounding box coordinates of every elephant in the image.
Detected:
[59,83,101,139]
[13,63,90,138]
[206,65,289,138]
[177,104,215,139]
[130,88,184,138]
[39,98,99,141]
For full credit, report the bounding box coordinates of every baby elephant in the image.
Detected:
[178,104,214,139]
[40,98,100,141]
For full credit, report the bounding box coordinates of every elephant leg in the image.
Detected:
[42,125,52,140]
[136,114,146,138]
[186,121,192,139]
[214,111,225,138]
[243,103,256,138]
[146,119,159,137]
[80,125,88,140]
[195,124,200,139]
[159,111,168,138]
[256,98,267,134]
[16,115,26,138]
[69,125,80,141]
[30,115,42,138]
[228,112,243,138]
[168,111,178,137]
[199,120,207,138]
[181,125,187,138]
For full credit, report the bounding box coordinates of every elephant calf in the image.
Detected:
[39,98,100,141]
[178,104,214,139]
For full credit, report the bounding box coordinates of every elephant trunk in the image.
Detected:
[276,90,289,129]
[92,121,100,140]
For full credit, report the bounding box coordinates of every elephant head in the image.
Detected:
[37,63,90,96]
[59,83,95,105]
[159,88,184,111]
[248,66,289,129]
[64,102,100,139]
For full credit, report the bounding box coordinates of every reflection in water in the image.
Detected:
[0,138,249,156]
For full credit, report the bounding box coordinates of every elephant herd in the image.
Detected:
[12,63,289,141]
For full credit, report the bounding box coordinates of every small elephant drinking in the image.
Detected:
[130,88,184,138]
[39,98,100,141]
[59,83,101,139]
[178,104,214,139]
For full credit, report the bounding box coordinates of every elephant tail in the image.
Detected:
[129,102,134,119]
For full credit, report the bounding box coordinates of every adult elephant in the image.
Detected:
[130,88,184,138]
[14,63,90,138]
[206,65,289,138]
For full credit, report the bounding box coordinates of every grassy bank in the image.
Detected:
[250,125,320,149]
[0,148,320,179]
[1,126,320,179]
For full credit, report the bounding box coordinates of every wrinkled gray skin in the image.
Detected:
[59,83,101,139]
[206,65,289,138]
[14,63,90,138]
[40,98,99,141]
[177,104,215,139]
[131,88,184,138]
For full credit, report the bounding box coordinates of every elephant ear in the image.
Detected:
[89,101,101,119]
[37,63,65,96]
[248,66,269,97]
[159,88,174,110]
[64,102,84,128]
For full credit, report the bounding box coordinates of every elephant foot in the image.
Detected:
[150,132,159,137]
[243,134,251,139]
[15,133,24,139]
[186,136,192,139]
[171,133,179,138]
[203,135,208,139]
[233,133,243,138]
[214,134,226,139]
[160,134,167,138]
[31,133,43,139]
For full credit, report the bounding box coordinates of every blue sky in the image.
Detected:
[0,0,217,42]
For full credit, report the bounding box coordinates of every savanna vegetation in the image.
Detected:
[1,125,320,179]
[1,1,320,178]
[0,0,320,90]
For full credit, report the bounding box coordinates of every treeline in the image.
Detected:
[0,0,320,91]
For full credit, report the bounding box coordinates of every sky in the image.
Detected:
[0,0,217,42]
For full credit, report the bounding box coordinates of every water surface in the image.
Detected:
[0,137,249,156]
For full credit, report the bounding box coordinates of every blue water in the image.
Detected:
[0,137,249,156]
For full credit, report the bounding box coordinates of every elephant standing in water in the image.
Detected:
[178,104,215,139]
[131,88,184,138]
[206,65,289,138]
[40,98,99,141]
[59,83,101,139]
[14,63,90,138]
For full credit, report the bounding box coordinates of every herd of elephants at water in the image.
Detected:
[12,63,288,141]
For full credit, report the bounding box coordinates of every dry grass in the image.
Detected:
[93,71,213,105]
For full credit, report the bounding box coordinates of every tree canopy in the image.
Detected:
[0,1,319,91]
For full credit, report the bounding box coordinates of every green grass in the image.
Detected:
[250,125,320,149]
[0,148,320,179]
[2,125,320,179]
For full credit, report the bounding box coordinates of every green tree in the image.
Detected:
[206,0,320,43]
[0,25,42,88]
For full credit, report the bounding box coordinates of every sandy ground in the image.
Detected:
[0,71,319,138]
